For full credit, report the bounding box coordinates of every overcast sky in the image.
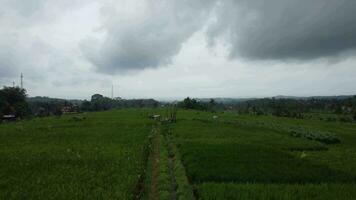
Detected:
[1,0,356,100]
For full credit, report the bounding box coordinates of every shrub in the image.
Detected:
[54,109,63,117]
[71,116,86,122]
[290,128,340,144]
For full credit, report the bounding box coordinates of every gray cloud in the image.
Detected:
[4,0,45,17]
[84,0,356,74]
[83,0,216,74]
[208,0,356,60]
[0,0,92,85]
[1,0,356,99]
[4,0,355,77]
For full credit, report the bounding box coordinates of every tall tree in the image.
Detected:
[0,87,28,118]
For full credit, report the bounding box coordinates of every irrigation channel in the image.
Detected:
[136,121,196,200]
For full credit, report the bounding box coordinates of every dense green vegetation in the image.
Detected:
[231,96,356,120]
[1,108,356,199]
[26,94,159,117]
[198,183,356,200]
[0,87,28,118]
[0,109,153,199]
[171,110,356,199]
[177,97,219,111]
[81,94,159,112]
[0,86,159,120]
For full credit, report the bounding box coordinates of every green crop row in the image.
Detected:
[157,133,171,200]
[234,118,340,144]
[193,117,341,144]
[197,183,356,200]
[171,110,356,199]
[162,124,195,200]
[179,142,353,184]
[0,109,153,200]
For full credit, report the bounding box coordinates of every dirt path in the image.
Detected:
[149,126,161,200]
[167,145,177,200]
[142,122,194,200]
[133,126,153,200]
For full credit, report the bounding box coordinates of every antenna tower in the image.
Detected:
[111,84,114,99]
[20,73,23,89]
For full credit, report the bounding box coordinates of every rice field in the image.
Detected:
[170,110,356,199]
[1,108,356,199]
[0,109,153,199]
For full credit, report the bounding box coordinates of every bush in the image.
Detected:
[54,109,63,117]
[339,117,352,123]
[290,128,340,144]
[37,107,49,117]
[71,116,86,122]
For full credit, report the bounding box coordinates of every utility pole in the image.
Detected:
[111,84,114,99]
[20,73,23,89]
[12,81,15,87]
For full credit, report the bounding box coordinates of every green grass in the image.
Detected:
[171,109,356,199]
[162,124,195,200]
[157,130,171,200]
[0,109,153,199]
[1,108,356,199]
[180,142,351,183]
[197,183,356,200]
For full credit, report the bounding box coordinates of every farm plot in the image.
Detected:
[171,110,356,199]
[0,109,153,200]
[197,183,356,200]
[179,142,351,183]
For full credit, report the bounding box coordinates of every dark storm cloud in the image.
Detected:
[2,0,356,79]
[208,0,356,60]
[85,0,356,74]
[83,0,217,74]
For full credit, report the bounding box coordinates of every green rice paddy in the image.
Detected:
[1,108,356,199]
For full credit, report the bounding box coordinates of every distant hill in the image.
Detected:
[198,98,257,104]
[196,95,355,105]
[27,96,160,106]
[27,96,83,105]
[272,95,355,100]
[28,95,355,106]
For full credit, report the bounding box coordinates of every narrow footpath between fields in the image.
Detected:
[141,122,195,200]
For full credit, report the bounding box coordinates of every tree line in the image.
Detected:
[0,87,159,122]
[177,97,222,112]
[80,94,159,112]
[2,86,356,123]
[231,97,356,121]
[177,96,356,122]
